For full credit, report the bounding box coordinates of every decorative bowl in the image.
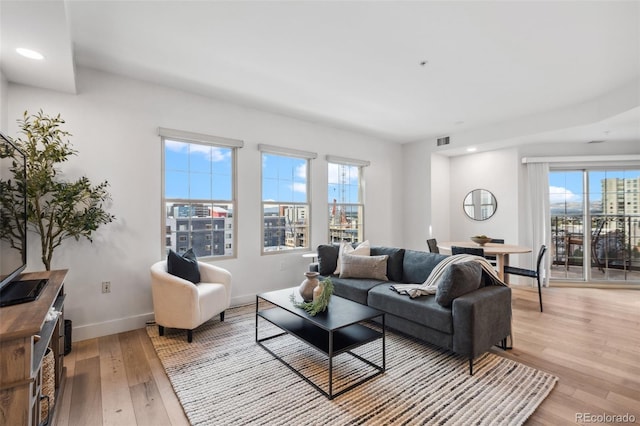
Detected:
[470,236,492,246]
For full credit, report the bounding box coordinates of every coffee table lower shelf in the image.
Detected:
[256,305,385,399]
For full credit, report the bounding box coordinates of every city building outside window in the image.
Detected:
[260,145,316,253]
[161,128,242,259]
[327,156,369,244]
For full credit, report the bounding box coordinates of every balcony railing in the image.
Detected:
[551,214,640,281]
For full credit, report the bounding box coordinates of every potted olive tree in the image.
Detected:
[0,110,114,270]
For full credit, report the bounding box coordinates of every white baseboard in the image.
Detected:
[71,295,256,342]
[72,312,156,342]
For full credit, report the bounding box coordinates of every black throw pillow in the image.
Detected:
[167,249,201,284]
[316,244,340,276]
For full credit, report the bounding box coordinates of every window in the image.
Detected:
[327,156,369,244]
[260,144,316,253]
[549,168,640,283]
[161,128,242,259]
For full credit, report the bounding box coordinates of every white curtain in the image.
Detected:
[526,162,551,286]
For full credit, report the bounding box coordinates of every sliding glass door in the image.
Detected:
[549,168,640,283]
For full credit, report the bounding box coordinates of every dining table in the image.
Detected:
[437,241,532,284]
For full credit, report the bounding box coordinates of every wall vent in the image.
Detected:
[437,136,450,146]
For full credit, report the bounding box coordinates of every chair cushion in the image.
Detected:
[331,277,388,305]
[167,249,200,284]
[370,246,405,282]
[402,250,448,283]
[435,262,483,308]
[367,285,453,334]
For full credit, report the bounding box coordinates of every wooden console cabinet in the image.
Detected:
[0,270,67,426]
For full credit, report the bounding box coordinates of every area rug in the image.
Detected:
[147,304,556,425]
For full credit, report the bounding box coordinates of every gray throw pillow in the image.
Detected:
[435,261,482,307]
[340,253,389,281]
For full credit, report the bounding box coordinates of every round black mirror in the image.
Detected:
[463,189,497,221]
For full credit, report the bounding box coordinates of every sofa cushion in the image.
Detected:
[435,261,483,308]
[334,240,370,275]
[167,249,200,284]
[402,250,448,284]
[368,285,453,334]
[331,277,387,305]
[340,253,389,280]
[370,247,405,282]
[317,244,339,276]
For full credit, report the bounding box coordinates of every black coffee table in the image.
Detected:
[256,287,385,399]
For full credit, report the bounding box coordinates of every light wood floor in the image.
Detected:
[53,287,640,425]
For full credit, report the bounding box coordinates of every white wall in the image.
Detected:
[7,67,402,340]
[0,70,7,132]
[430,153,451,245]
[448,149,520,243]
[401,139,431,250]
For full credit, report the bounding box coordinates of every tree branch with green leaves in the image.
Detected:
[0,110,115,270]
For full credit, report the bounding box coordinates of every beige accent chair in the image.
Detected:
[150,260,232,342]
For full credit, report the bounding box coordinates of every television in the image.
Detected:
[0,130,47,306]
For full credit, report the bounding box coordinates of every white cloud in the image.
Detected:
[549,186,578,204]
[165,140,229,162]
[165,140,187,152]
[292,182,307,194]
[193,145,230,162]
[296,163,307,179]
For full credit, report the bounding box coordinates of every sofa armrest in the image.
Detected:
[451,286,512,359]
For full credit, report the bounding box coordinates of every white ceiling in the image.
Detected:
[1,0,639,151]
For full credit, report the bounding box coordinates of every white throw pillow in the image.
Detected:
[334,240,370,275]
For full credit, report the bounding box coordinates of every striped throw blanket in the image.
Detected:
[391,254,507,298]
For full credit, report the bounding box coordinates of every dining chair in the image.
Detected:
[504,245,546,312]
[486,238,504,267]
[426,238,439,253]
[451,246,485,257]
[150,260,232,342]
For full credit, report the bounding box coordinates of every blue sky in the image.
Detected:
[328,163,359,204]
[549,169,640,204]
[261,153,307,202]
[165,140,232,200]
[165,143,364,204]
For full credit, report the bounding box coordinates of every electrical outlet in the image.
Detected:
[102,281,111,293]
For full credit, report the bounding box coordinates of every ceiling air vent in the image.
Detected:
[437,136,450,146]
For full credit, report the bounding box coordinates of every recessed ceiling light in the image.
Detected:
[16,48,44,60]
[466,147,477,152]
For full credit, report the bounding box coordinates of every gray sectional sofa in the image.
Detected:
[311,244,512,374]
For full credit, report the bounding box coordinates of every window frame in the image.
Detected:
[259,144,317,255]
[327,155,369,244]
[549,165,640,283]
[160,128,242,260]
